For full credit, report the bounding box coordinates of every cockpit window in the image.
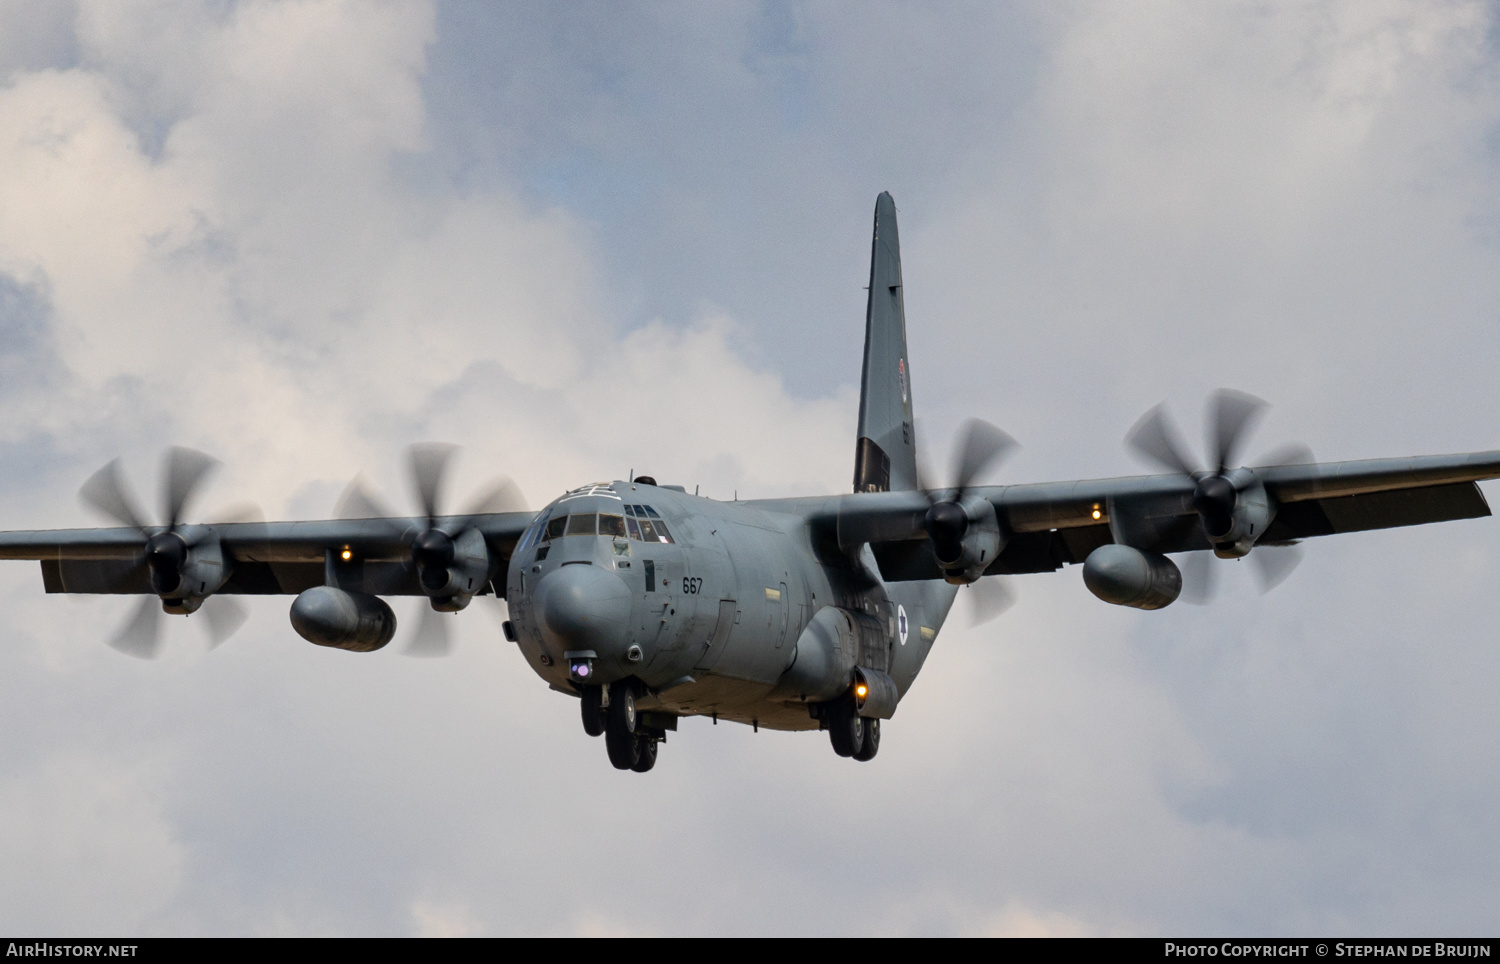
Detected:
[543,515,567,542]
[519,510,549,550]
[566,512,597,536]
[598,513,627,538]
[624,504,674,543]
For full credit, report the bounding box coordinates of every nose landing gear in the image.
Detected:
[602,679,664,772]
[581,684,605,737]
[630,734,658,772]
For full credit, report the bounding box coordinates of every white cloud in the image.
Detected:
[0,755,187,934]
[1,0,1500,937]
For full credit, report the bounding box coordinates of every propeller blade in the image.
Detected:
[1126,405,1199,478]
[403,602,453,658]
[336,475,401,524]
[79,459,149,533]
[965,576,1017,627]
[951,418,1018,493]
[1177,550,1218,605]
[162,447,219,530]
[203,502,266,525]
[108,596,164,659]
[198,596,249,649]
[1253,442,1315,468]
[1207,389,1267,475]
[408,442,457,525]
[103,556,149,594]
[454,476,528,530]
[474,593,513,636]
[1250,544,1303,593]
[359,561,414,596]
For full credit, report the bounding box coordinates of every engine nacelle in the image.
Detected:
[145,529,233,600]
[929,495,1003,585]
[415,526,493,609]
[1083,544,1182,610]
[290,586,397,652]
[1204,470,1275,558]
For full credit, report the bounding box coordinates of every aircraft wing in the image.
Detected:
[833,450,1500,580]
[0,513,536,596]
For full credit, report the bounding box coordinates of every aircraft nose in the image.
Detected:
[535,563,633,657]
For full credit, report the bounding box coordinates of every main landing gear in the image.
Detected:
[582,680,665,772]
[825,693,880,762]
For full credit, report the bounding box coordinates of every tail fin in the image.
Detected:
[853,192,918,493]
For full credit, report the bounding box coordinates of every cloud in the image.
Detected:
[2,0,1500,936]
[0,754,187,934]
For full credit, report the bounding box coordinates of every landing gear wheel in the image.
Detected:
[827,695,864,758]
[630,735,659,772]
[853,717,880,761]
[581,685,604,737]
[605,680,640,769]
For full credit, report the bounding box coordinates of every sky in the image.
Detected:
[0,0,1498,936]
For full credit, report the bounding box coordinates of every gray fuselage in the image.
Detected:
[505,480,957,731]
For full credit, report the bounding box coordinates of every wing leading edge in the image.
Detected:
[821,450,1500,581]
[0,512,537,596]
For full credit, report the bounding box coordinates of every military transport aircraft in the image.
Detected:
[3,192,1498,772]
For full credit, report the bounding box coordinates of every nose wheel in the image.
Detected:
[581,685,604,737]
[604,680,639,768]
[630,734,658,772]
[602,679,664,771]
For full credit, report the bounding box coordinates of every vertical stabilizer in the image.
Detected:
[854,192,918,493]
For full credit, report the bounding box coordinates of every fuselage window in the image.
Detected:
[599,513,627,538]
[566,512,598,536]
[543,515,568,542]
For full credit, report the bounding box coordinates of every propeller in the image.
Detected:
[337,443,525,656]
[79,447,251,658]
[919,418,1017,566]
[405,602,455,658]
[107,594,248,659]
[919,418,1019,625]
[962,576,1017,627]
[1125,390,1311,603]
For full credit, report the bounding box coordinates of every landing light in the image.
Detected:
[1092,505,1101,520]
[341,548,353,561]
[856,683,868,699]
